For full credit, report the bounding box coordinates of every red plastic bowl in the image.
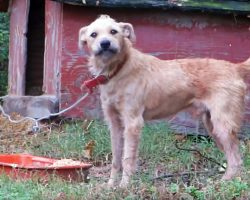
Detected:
[0,154,92,182]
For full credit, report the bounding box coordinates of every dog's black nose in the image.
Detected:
[100,40,111,50]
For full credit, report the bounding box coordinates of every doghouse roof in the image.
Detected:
[52,0,250,15]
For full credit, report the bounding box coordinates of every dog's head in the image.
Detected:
[79,15,135,62]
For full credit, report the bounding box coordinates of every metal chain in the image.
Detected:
[0,92,90,133]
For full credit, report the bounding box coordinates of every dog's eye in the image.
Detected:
[110,29,118,35]
[90,32,97,38]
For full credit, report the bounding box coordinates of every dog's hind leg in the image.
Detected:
[211,121,242,180]
[104,107,124,187]
[203,87,244,180]
[207,100,243,180]
[202,111,213,134]
[120,114,144,187]
[202,111,224,151]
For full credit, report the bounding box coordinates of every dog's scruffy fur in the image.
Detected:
[79,15,250,187]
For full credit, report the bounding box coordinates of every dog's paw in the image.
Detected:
[221,165,242,180]
[107,179,118,189]
[107,180,115,188]
[97,182,116,191]
[119,179,129,188]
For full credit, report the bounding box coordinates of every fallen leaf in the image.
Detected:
[219,163,227,172]
[175,134,187,141]
[83,140,96,159]
[54,192,67,200]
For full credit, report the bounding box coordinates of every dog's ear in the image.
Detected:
[78,26,88,49]
[119,22,136,42]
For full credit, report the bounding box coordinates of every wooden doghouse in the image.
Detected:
[3,0,250,135]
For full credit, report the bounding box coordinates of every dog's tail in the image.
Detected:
[238,58,250,78]
[243,58,250,65]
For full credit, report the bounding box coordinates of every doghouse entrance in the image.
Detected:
[25,0,45,95]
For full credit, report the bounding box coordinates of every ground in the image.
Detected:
[0,115,249,200]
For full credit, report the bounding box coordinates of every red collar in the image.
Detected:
[83,75,109,93]
[83,58,126,93]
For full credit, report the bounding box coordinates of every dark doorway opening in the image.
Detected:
[25,0,45,95]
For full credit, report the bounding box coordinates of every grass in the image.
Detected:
[0,120,250,199]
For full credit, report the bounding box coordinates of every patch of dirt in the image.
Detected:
[0,114,53,153]
[0,113,33,134]
[0,114,33,153]
[89,164,111,180]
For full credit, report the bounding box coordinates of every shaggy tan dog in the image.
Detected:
[79,15,250,187]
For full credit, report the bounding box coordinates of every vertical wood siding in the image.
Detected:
[8,0,30,95]
[43,0,63,96]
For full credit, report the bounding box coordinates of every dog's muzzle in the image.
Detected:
[96,39,118,56]
[100,40,111,50]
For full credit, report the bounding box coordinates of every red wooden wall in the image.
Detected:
[60,5,250,133]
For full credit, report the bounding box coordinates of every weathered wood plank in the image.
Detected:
[8,0,30,95]
[43,0,62,95]
[52,0,250,14]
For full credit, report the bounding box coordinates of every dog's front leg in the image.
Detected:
[120,115,144,187]
[104,107,124,187]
